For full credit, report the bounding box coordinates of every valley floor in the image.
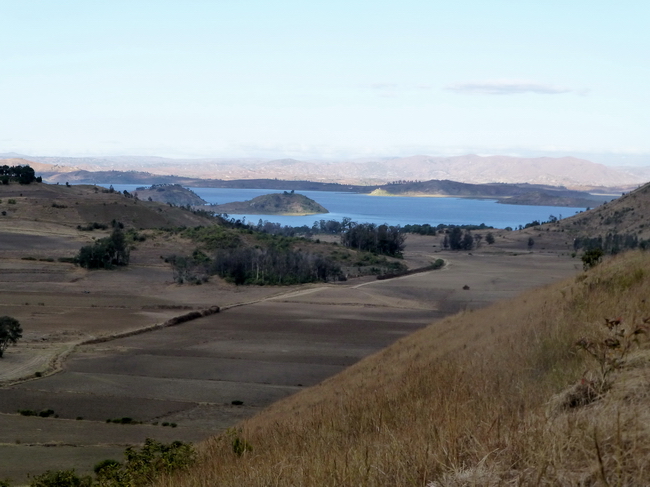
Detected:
[0,228,579,482]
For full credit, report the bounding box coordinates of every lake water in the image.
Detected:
[107,184,586,229]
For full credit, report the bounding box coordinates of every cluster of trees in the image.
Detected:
[0,316,22,358]
[387,179,422,185]
[253,219,311,237]
[341,223,405,257]
[0,164,40,184]
[169,247,343,285]
[440,228,496,250]
[518,215,563,230]
[442,227,475,250]
[311,218,353,235]
[402,223,493,236]
[573,233,650,255]
[76,228,130,269]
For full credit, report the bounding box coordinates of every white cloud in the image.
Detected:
[446,80,577,95]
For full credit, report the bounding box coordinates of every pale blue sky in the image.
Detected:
[1,1,649,163]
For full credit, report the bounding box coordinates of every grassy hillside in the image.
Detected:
[156,250,650,486]
[561,181,650,239]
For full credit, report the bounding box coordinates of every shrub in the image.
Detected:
[582,248,604,270]
[29,469,92,487]
[93,459,120,475]
[93,438,195,486]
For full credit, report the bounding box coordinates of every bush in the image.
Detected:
[93,438,195,486]
[77,222,108,231]
[582,248,604,270]
[29,469,92,487]
[93,459,120,475]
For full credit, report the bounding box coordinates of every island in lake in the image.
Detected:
[210,191,329,215]
[134,183,207,206]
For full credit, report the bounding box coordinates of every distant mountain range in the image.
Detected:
[2,153,648,191]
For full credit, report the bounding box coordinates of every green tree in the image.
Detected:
[448,227,463,250]
[485,232,495,245]
[0,316,22,358]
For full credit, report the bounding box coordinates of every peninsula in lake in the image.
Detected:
[210,192,329,215]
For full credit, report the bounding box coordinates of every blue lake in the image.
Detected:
[107,184,587,229]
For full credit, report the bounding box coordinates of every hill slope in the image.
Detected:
[158,251,650,486]
[560,181,650,239]
[0,181,215,230]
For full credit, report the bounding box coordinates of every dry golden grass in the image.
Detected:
[156,251,650,486]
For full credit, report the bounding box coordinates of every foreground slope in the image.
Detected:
[159,251,650,486]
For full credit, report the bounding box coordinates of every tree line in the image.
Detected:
[340,223,405,257]
[0,164,40,184]
[573,232,650,255]
[168,247,343,285]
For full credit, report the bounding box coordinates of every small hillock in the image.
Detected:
[158,250,650,486]
[210,192,329,215]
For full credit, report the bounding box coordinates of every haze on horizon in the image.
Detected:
[1,1,649,166]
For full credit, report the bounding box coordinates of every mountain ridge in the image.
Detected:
[3,153,648,190]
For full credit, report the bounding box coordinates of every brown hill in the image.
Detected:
[0,181,215,230]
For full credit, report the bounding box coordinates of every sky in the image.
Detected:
[1,1,649,164]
